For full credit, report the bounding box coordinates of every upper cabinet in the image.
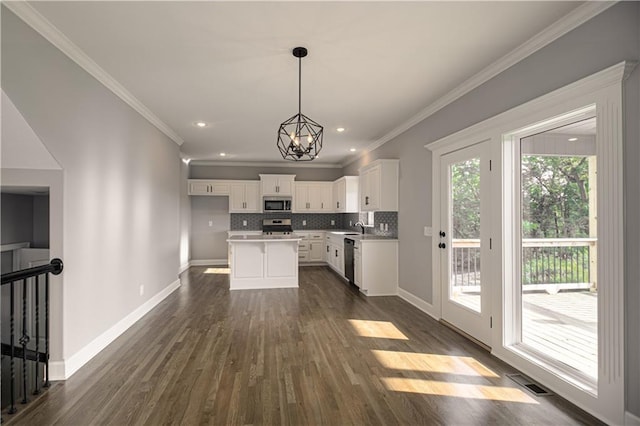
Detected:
[259,174,295,196]
[333,176,359,213]
[229,181,260,213]
[294,182,333,213]
[359,160,399,212]
[188,179,231,196]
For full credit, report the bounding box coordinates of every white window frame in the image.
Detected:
[426,61,634,425]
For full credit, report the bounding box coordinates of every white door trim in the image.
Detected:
[426,61,635,425]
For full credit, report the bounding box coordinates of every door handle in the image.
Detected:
[439,231,446,238]
[337,201,340,209]
[438,243,447,249]
[327,246,329,252]
[335,249,338,257]
[365,196,369,205]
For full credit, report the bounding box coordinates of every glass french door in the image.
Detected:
[440,141,492,346]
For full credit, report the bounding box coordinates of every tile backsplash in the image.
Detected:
[231,211,398,237]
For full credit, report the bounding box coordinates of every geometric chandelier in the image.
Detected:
[277,47,323,161]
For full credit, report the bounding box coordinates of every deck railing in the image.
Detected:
[1,259,63,417]
[451,238,596,292]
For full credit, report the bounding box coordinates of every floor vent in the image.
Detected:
[506,373,553,396]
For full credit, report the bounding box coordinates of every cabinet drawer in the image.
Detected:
[298,242,309,251]
[298,252,309,262]
[309,233,324,240]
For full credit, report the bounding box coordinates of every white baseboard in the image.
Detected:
[190,259,228,266]
[179,262,190,274]
[627,411,640,425]
[54,278,181,380]
[397,287,440,320]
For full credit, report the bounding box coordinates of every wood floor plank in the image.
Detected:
[5,266,603,425]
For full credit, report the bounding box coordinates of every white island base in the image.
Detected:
[227,235,301,290]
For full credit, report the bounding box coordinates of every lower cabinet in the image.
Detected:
[356,240,398,296]
[298,232,325,264]
[326,234,345,276]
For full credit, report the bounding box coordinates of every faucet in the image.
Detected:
[355,221,365,235]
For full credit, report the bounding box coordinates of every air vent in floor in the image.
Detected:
[506,373,553,396]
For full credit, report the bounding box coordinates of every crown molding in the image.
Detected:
[341,1,617,168]
[189,160,342,169]
[3,1,184,146]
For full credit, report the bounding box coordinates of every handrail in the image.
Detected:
[1,258,63,285]
[452,238,597,248]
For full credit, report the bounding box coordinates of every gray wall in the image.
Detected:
[190,196,230,261]
[1,193,34,245]
[32,195,49,248]
[190,164,343,181]
[179,160,191,269]
[343,2,640,416]
[2,7,181,362]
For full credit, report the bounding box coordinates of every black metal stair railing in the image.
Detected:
[1,258,63,417]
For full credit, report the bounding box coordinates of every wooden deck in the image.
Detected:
[455,290,597,379]
[522,291,597,379]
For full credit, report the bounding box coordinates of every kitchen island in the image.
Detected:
[227,234,302,290]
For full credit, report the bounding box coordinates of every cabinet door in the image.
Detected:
[367,166,381,210]
[354,249,362,287]
[277,178,293,196]
[309,241,324,262]
[295,184,309,211]
[307,184,323,211]
[319,184,333,212]
[190,181,212,195]
[333,179,346,212]
[229,183,247,211]
[360,171,370,211]
[261,176,279,196]
[336,245,344,275]
[244,182,260,212]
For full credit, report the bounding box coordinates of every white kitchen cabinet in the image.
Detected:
[333,176,359,213]
[359,159,399,212]
[357,239,398,296]
[309,240,324,262]
[326,234,345,276]
[297,232,325,264]
[188,179,231,196]
[354,242,362,287]
[259,174,295,196]
[294,182,333,212]
[229,181,260,213]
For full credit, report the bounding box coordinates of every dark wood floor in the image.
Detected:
[8,266,600,425]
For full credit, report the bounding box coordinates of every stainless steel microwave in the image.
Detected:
[263,197,292,212]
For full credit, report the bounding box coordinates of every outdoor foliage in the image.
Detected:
[450,154,594,285]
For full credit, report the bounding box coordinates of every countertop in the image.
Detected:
[227,234,302,242]
[228,230,397,241]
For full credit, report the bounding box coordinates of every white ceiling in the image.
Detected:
[26,1,583,166]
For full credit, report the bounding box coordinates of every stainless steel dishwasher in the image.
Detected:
[344,238,355,283]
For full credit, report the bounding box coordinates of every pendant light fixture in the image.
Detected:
[277,47,323,161]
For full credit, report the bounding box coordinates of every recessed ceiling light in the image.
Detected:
[568,137,578,141]
[219,152,226,157]
[350,148,356,152]
[336,127,345,132]
[194,121,208,128]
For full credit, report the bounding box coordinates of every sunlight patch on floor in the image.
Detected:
[204,267,230,274]
[372,350,499,377]
[381,378,538,404]
[348,319,409,340]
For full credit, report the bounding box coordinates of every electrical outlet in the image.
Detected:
[331,220,335,226]
[302,220,307,226]
[243,220,247,227]
[349,221,353,226]
[139,284,144,296]
[384,223,389,231]
[424,226,432,237]
[208,220,213,227]
[380,223,384,231]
